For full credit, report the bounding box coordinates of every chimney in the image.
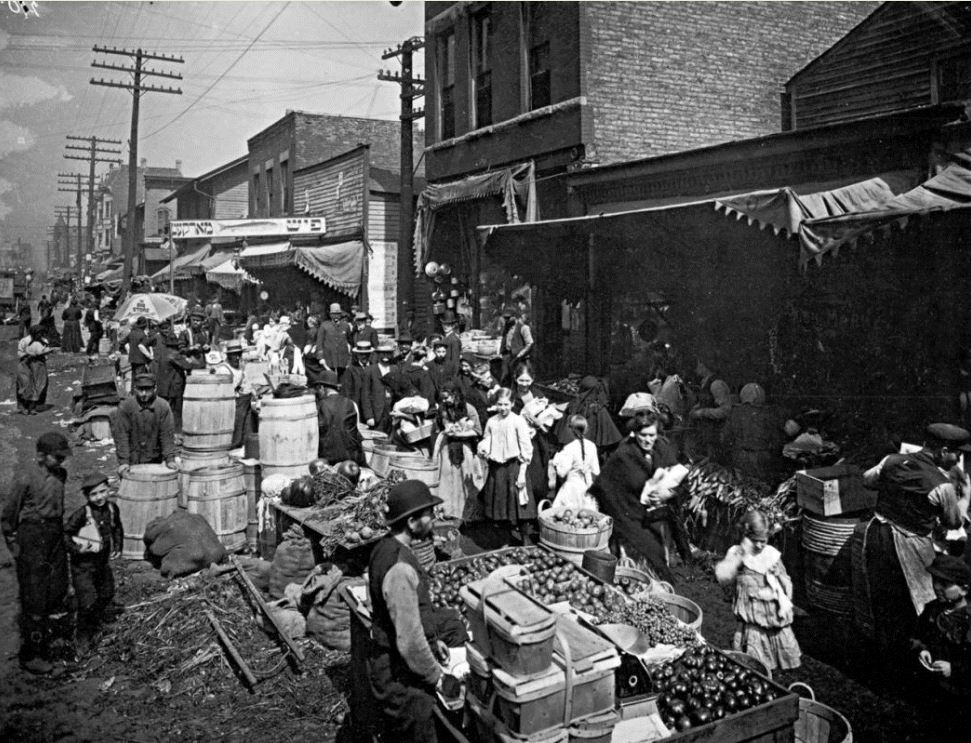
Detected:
[140,157,148,168]
[175,160,182,173]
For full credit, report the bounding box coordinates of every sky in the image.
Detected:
[0,0,425,269]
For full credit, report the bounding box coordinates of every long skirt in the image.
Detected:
[17,357,48,404]
[732,621,801,671]
[62,320,83,352]
[480,458,536,523]
[433,434,485,519]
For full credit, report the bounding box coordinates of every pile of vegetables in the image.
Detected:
[314,471,406,554]
[600,596,698,648]
[429,547,542,611]
[653,645,779,732]
[516,560,626,624]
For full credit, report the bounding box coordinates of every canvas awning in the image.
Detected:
[799,155,971,266]
[292,241,365,296]
[205,257,260,293]
[237,241,294,269]
[150,243,212,283]
[413,161,538,273]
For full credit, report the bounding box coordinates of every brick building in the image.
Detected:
[246,111,424,218]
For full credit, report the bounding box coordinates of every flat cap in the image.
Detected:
[134,372,157,387]
[925,423,970,445]
[82,472,109,491]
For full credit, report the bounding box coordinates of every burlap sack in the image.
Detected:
[144,510,227,578]
[268,534,316,599]
[303,565,365,651]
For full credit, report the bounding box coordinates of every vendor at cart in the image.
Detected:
[862,423,971,658]
[367,480,468,743]
[590,409,690,584]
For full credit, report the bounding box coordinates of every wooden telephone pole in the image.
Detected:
[64,135,122,258]
[57,174,91,281]
[379,36,424,334]
[53,206,76,273]
[91,46,183,294]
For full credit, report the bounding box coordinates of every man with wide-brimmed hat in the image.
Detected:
[363,342,397,432]
[114,373,178,476]
[439,309,463,367]
[367,480,467,742]
[309,367,363,465]
[314,302,351,377]
[2,431,72,674]
[862,422,971,659]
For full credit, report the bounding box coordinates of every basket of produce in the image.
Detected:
[724,649,771,680]
[653,593,703,631]
[615,556,674,596]
[401,420,435,443]
[538,502,612,554]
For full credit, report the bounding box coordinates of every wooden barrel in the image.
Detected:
[242,459,262,551]
[117,464,180,560]
[259,395,318,481]
[178,449,230,507]
[802,513,865,617]
[387,453,440,492]
[849,521,875,639]
[185,463,247,553]
[182,372,235,452]
[368,442,399,476]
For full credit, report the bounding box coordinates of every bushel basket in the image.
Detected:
[538,502,612,554]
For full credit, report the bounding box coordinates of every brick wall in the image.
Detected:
[294,113,424,177]
[585,1,878,163]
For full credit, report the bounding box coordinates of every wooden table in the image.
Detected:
[340,585,470,743]
[271,502,382,571]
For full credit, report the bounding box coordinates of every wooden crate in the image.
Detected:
[795,465,876,517]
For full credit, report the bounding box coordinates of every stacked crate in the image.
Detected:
[462,577,620,743]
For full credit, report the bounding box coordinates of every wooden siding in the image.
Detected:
[367,194,400,244]
[788,2,971,129]
[214,181,248,220]
[293,152,366,238]
[367,195,400,331]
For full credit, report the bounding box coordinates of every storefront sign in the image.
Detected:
[170,217,326,239]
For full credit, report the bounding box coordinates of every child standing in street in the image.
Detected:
[64,473,123,651]
[715,510,801,672]
[478,388,534,543]
[550,414,600,511]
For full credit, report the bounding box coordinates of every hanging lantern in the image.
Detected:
[438,262,452,277]
[424,261,440,278]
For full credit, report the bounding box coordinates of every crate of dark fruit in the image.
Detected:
[650,645,798,740]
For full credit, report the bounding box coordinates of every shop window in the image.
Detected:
[280,159,290,214]
[936,53,971,103]
[266,167,274,216]
[440,30,456,139]
[156,207,170,236]
[472,10,493,128]
[529,41,551,110]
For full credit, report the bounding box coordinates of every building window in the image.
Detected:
[252,172,261,215]
[156,207,170,236]
[280,159,290,214]
[529,41,551,109]
[440,30,456,140]
[472,10,492,128]
[936,54,971,103]
[266,167,275,216]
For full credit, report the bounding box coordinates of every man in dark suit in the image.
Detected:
[363,342,396,433]
[341,341,373,420]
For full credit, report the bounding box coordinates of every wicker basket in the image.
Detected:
[402,421,435,443]
[537,502,612,553]
[790,683,853,743]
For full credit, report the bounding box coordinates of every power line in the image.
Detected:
[142,2,291,141]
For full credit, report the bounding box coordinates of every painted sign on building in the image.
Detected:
[170,217,326,239]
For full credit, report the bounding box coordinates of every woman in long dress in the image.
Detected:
[432,382,485,519]
[61,297,84,353]
[16,325,52,415]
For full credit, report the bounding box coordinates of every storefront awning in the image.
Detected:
[237,241,294,269]
[799,156,971,266]
[205,257,261,294]
[150,243,212,283]
[292,241,365,296]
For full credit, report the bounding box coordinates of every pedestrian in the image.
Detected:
[341,340,373,417]
[686,356,733,461]
[308,368,364,465]
[554,375,623,455]
[112,373,178,476]
[64,472,123,653]
[18,301,32,338]
[212,339,256,449]
[721,382,791,482]
[1,431,72,674]
[498,306,535,386]
[367,479,468,742]
[315,302,352,376]
[155,321,204,431]
[179,308,210,354]
[550,414,601,511]
[477,388,535,542]
[432,381,484,519]
[350,310,379,348]
[60,297,84,353]
[911,553,971,697]
[84,308,103,356]
[715,510,801,672]
[126,316,155,390]
[439,310,463,367]
[363,342,396,433]
[426,335,458,399]
[205,295,223,342]
[16,325,52,415]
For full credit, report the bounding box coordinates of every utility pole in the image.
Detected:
[58,173,92,283]
[54,206,75,273]
[379,36,425,334]
[64,135,122,257]
[91,46,183,294]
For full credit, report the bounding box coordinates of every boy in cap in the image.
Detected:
[863,422,971,657]
[1,431,72,674]
[911,553,971,696]
[179,308,210,355]
[367,480,467,742]
[426,334,458,398]
[113,373,178,476]
[64,473,123,651]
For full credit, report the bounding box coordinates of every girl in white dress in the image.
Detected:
[550,415,600,511]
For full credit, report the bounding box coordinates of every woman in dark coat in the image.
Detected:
[84,309,103,356]
[555,375,622,456]
[61,297,84,352]
[590,410,687,583]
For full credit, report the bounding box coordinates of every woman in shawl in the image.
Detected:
[61,297,84,353]
[590,409,689,583]
[520,397,564,516]
[721,382,789,483]
[511,361,538,414]
[554,375,622,458]
[16,325,53,415]
[433,381,485,519]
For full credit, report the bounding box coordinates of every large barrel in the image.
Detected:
[242,459,262,551]
[387,451,440,493]
[802,512,867,617]
[178,449,230,507]
[259,395,319,481]
[185,463,247,553]
[117,464,180,560]
[182,372,235,452]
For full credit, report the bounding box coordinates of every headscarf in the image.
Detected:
[739,382,766,406]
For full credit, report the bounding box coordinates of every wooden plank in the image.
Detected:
[204,608,260,689]
[230,554,306,664]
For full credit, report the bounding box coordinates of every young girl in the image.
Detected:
[715,510,801,671]
[433,382,485,519]
[478,388,534,542]
[550,414,600,511]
